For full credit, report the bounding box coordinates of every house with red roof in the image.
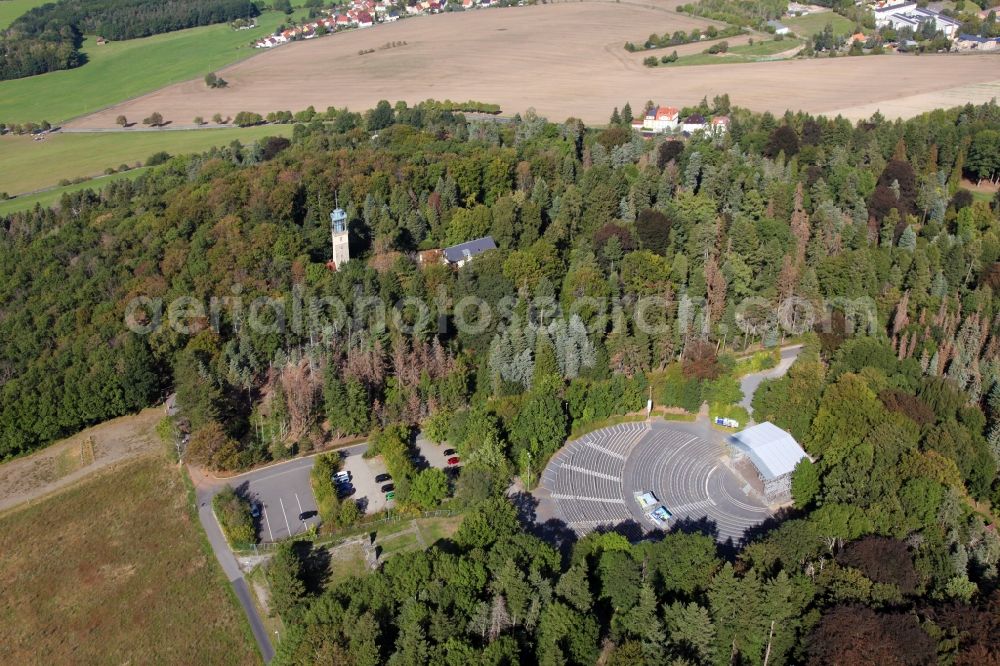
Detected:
[641,105,679,133]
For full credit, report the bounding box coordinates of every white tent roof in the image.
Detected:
[729,422,807,481]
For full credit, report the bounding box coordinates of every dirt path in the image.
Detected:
[0,406,165,514]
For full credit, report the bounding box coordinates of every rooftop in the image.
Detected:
[729,422,808,481]
[443,235,497,262]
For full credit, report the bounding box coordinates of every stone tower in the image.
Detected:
[330,207,349,270]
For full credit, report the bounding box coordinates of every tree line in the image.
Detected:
[0,0,257,80]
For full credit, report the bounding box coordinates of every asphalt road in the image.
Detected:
[194,482,276,663]
[739,344,803,415]
[189,438,422,661]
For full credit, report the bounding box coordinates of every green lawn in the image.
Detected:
[0,0,50,29]
[784,11,856,37]
[669,37,804,66]
[0,169,149,216]
[0,11,286,125]
[0,125,292,196]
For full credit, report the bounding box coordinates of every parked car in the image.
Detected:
[298,510,317,521]
[250,502,261,519]
[375,473,392,483]
[336,484,355,498]
[443,448,456,456]
[385,491,396,500]
[649,506,672,527]
[333,470,351,483]
[381,483,395,493]
[447,456,460,465]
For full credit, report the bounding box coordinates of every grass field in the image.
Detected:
[784,11,857,37]
[0,0,48,29]
[670,37,804,66]
[0,455,259,664]
[0,169,148,215]
[0,11,286,125]
[0,125,292,197]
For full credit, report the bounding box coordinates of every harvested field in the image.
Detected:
[68,2,1000,129]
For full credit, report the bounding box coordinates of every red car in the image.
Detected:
[447,456,460,465]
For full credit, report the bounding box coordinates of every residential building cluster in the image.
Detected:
[255,0,498,48]
[873,1,961,39]
[631,105,730,136]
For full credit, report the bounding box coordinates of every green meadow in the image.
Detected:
[0,11,286,125]
[783,11,857,37]
[0,0,50,29]
[0,125,292,198]
[669,37,804,66]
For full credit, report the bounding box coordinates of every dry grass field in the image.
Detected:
[0,455,258,664]
[67,2,1000,129]
[0,406,164,514]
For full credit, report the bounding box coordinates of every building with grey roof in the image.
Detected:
[728,422,809,503]
[442,236,497,267]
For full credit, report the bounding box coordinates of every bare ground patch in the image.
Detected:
[0,406,164,514]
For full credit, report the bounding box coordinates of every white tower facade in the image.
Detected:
[330,207,349,270]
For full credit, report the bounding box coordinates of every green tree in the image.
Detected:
[410,467,449,509]
[266,542,306,619]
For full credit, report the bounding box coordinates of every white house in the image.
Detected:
[681,113,707,134]
[710,116,730,135]
[641,106,680,133]
[767,20,791,35]
[955,33,1000,50]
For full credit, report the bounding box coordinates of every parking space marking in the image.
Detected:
[262,506,275,542]
[278,497,292,537]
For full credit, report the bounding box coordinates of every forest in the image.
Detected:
[1,97,999,661]
[0,0,258,80]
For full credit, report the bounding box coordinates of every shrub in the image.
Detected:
[310,453,341,523]
[643,56,659,67]
[233,111,264,127]
[145,151,171,167]
[213,486,256,546]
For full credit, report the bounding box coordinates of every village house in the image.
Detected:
[681,113,707,134]
[767,20,791,35]
[955,33,1000,50]
[640,106,680,133]
[709,116,730,135]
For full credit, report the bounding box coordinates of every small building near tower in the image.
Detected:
[330,207,350,270]
[442,235,497,267]
[728,422,809,504]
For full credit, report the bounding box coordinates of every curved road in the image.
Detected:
[190,443,370,663]
[739,344,803,415]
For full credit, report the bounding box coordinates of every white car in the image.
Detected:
[634,491,658,509]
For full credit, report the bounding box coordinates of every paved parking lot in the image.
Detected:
[415,434,456,470]
[341,446,391,515]
[228,437,457,543]
[230,456,321,543]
